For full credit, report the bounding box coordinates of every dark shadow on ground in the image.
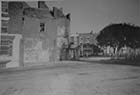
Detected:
[79,57,140,67]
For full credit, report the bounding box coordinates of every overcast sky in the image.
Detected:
[29,0,140,34]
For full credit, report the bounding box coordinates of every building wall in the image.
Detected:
[1,1,10,33]
[79,32,97,45]
[69,35,80,60]
[56,17,70,60]
[78,32,98,57]
[22,16,58,64]
[7,1,70,66]
[8,2,29,34]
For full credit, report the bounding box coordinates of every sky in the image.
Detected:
[28,0,140,34]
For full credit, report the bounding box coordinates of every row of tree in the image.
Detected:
[96,23,140,56]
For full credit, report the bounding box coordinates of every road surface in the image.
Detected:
[0,61,140,95]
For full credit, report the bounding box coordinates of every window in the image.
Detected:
[1,27,8,33]
[1,20,8,27]
[2,8,8,13]
[22,17,24,21]
[40,23,45,32]
[2,2,8,13]
[38,1,41,8]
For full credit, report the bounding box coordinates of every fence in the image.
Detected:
[0,33,23,68]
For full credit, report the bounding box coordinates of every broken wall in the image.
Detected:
[23,16,58,66]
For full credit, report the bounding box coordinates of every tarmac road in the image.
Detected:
[0,61,140,95]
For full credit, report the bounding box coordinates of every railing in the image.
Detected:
[0,39,13,56]
[0,34,13,68]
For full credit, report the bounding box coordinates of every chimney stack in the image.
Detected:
[38,1,49,9]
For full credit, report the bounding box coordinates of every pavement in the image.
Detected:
[0,60,140,95]
[80,56,112,61]
[0,61,89,73]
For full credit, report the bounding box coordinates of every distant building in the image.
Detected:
[69,34,80,60]
[70,34,79,47]
[78,31,98,57]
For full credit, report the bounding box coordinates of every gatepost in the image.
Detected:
[6,34,24,68]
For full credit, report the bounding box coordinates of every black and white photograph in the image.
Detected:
[0,0,140,95]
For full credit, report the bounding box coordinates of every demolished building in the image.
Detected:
[1,1,71,67]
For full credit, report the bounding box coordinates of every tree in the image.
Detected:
[96,23,122,54]
[96,23,140,56]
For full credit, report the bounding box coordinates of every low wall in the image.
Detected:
[0,34,23,68]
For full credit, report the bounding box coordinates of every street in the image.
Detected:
[0,61,140,95]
